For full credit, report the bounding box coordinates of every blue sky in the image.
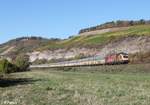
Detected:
[0,0,150,44]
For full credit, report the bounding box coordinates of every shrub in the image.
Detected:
[0,59,9,74]
[0,59,18,74]
[14,54,30,71]
[0,55,30,76]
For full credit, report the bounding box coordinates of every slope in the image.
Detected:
[38,25,150,50]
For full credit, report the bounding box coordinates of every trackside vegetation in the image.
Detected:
[0,59,15,74]
[0,55,30,76]
[14,54,30,72]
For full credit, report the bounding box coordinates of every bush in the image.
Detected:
[0,55,30,76]
[14,54,30,71]
[0,59,9,74]
[0,59,18,74]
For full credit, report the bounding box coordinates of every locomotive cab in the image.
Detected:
[118,53,129,64]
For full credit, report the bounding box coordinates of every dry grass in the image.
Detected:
[0,64,150,105]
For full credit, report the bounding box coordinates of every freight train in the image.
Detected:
[30,52,129,68]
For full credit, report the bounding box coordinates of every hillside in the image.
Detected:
[0,22,150,63]
[39,24,150,49]
[0,37,53,57]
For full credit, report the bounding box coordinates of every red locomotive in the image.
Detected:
[105,52,129,64]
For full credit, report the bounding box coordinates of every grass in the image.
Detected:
[0,64,150,105]
[78,25,150,46]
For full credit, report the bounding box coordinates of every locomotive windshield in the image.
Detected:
[123,55,128,58]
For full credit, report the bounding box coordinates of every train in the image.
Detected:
[30,52,129,68]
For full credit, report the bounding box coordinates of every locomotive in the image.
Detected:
[105,52,129,64]
[30,52,129,68]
